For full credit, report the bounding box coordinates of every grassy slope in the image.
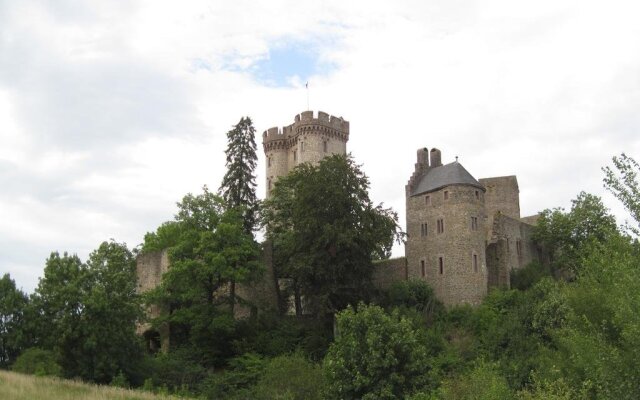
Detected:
[0,370,183,400]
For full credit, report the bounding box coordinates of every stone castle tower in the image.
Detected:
[405,148,488,305]
[405,148,541,306]
[262,110,349,197]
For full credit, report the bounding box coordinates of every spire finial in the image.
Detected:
[455,156,459,162]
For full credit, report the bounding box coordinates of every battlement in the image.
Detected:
[262,110,350,144]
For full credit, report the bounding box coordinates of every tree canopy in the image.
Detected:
[143,186,262,365]
[262,154,404,316]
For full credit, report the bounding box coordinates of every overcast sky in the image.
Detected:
[2,0,639,292]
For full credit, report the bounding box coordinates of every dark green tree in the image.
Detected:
[31,242,143,383]
[0,274,29,368]
[144,187,262,363]
[219,116,259,235]
[262,154,404,317]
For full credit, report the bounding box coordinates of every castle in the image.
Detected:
[258,110,542,306]
[136,110,542,349]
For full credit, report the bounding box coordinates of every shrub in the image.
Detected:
[324,303,430,399]
[510,261,552,291]
[252,353,324,400]
[11,348,61,377]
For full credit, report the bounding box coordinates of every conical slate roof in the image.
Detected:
[411,162,484,196]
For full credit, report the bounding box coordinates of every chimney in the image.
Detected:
[430,148,442,167]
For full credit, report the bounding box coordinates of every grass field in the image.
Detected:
[0,370,183,400]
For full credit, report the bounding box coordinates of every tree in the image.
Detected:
[262,154,404,316]
[603,153,640,234]
[323,303,430,399]
[219,116,259,235]
[533,191,618,273]
[144,187,262,363]
[31,242,144,383]
[0,274,29,368]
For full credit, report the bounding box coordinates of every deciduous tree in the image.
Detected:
[262,154,404,316]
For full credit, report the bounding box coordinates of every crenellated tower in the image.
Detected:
[262,110,349,197]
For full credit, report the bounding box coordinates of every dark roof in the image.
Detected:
[411,162,484,196]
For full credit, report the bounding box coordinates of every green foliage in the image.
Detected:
[142,221,182,253]
[199,353,266,399]
[437,360,514,400]
[11,348,61,377]
[603,153,640,233]
[30,242,144,384]
[385,279,444,322]
[251,353,324,400]
[233,312,332,361]
[110,370,130,388]
[146,347,208,394]
[219,116,259,234]
[533,191,618,273]
[0,273,29,368]
[324,303,430,399]
[510,261,552,290]
[262,154,404,316]
[144,186,263,363]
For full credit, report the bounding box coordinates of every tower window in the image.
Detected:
[444,190,449,200]
[293,150,297,162]
[516,240,522,257]
[301,142,305,152]
[421,222,428,237]
[475,190,479,199]
[323,141,328,152]
[268,178,272,192]
[471,216,478,231]
[439,257,444,274]
[268,157,271,167]
[421,260,425,277]
[473,253,478,272]
[437,218,444,234]
[425,195,431,205]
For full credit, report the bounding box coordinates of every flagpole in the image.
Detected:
[306,81,309,111]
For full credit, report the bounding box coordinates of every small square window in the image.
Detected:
[425,195,431,205]
[475,190,479,199]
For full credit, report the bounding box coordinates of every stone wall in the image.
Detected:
[487,213,540,289]
[479,176,520,240]
[135,250,170,352]
[372,257,407,290]
[235,241,280,318]
[406,184,488,306]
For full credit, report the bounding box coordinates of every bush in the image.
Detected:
[438,360,514,400]
[324,303,431,399]
[11,348,61,377]
[385,280,444,326]
[252,353,324,400]
[510,261,552,291]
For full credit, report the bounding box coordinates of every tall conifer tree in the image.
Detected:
[219,117,259,235]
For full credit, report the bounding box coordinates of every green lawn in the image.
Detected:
[0,370,183,400]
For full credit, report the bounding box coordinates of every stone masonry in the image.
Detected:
[263,110,349,198]
[405,148,542,306]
